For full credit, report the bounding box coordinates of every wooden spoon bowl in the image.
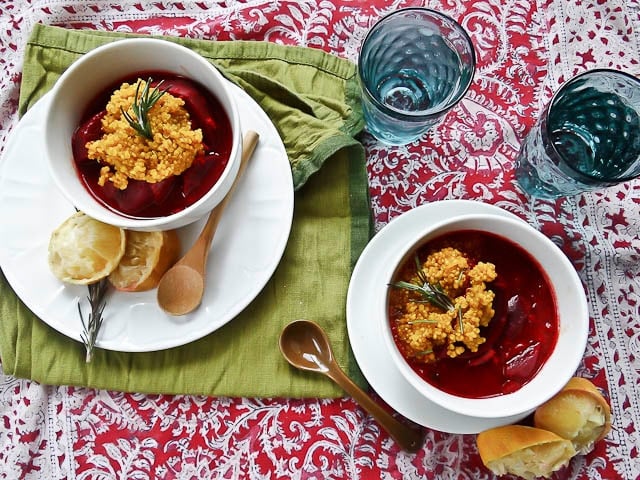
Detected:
[157,131,259,315]
[279,319,425,453]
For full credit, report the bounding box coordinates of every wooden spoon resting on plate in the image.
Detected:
[157,131,259,315]
[279,319,425,453]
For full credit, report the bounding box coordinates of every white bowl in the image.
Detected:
[380,213,589,419]
[44,38,242,231]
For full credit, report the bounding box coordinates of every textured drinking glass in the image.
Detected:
[358,8,475,145]
[515,69,640,198]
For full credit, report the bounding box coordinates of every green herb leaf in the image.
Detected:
[406,318,439,325]
[121,77,166,140]
[390,279,455,311]
[390,254,461,326]
[78,278,108,363]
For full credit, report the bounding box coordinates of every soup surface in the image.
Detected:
[388,230,559,398]
[72,71,233,218]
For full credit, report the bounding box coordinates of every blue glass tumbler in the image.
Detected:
[358,8,476,146]
[515,69,640,198]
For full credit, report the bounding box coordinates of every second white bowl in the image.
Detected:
[379,213,589,419]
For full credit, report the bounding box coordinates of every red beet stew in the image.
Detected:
[388,230,559,399]
[72,71,232,218]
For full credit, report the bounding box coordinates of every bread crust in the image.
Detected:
[477,425,568,460]
[534,377,611,453]
[477,425,575,479]
[476,378,612,478]
[134,229,181,291]
[108,229,180,291]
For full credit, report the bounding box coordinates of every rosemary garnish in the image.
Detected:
[120,77,166,140]
[78,278,108,363]
[406,319,439,325]
[391,254,465,335]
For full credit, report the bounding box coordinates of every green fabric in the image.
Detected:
[19,25,365,190]
[0,24,372,398]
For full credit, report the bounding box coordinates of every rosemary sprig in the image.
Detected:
[416,349,434,356]
[78,278,108,363]
[406,318,439,325]
[120,77,166,140]
[391,254,465,335]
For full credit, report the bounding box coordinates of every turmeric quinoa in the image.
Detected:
[86,79,204,190]
[389,246,497,363]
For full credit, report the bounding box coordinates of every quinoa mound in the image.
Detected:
[86,79,204,190]
[389,247,497,363]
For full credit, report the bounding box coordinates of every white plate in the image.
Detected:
[0,84,294,352]
[346,200,532,434]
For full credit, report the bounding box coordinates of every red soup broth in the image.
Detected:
[71,71,233,218]
[388,230,559,399]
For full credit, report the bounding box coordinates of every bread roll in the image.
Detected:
[534,377,611,454]
[477,425,575,480]
[108,229,180,291]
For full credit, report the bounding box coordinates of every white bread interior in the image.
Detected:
[534,386,611,454]
[477,425,576,480]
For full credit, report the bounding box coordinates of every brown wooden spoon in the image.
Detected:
[279,319,425,453]
[157,131,259,315]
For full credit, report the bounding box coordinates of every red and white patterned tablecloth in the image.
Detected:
[1,1,639,479]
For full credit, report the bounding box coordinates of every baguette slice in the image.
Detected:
[534,377,611,454]
[477,425,575,480]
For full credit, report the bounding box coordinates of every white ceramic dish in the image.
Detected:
[347,200,536,434]
[0,84,293,352]
[379,213,589,419]
[45,38,242,231]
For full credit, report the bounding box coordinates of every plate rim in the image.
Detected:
[346,199,533,433]
[0,84,294,352]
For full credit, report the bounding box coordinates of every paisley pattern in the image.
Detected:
[1,1,639,478]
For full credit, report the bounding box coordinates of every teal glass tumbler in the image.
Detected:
[515,69,640,198]
[357,8,475,146]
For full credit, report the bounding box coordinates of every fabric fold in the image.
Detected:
[19,24,366,190]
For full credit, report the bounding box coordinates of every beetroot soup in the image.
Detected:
[388,230,559,399]
[72,72,232,218]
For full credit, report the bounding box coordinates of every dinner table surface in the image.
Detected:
[1,1,639,479]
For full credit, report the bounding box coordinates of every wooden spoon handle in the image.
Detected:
[199,130,260,248]
[184,130,260,273]
[326,363,424,453]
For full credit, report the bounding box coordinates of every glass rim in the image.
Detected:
[543,68,640,183]
[357,7,476,120]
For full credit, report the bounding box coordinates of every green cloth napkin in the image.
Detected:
[0,24,372,398]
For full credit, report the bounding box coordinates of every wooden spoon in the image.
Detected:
[157,131,259,315]
[279,319,425,453]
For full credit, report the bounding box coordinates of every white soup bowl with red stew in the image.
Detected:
[381,213,589,419]
[45,38,242,231]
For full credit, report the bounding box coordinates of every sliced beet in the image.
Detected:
[162,78,219,142]
[72,111,106,162]
[101,180,154,215]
